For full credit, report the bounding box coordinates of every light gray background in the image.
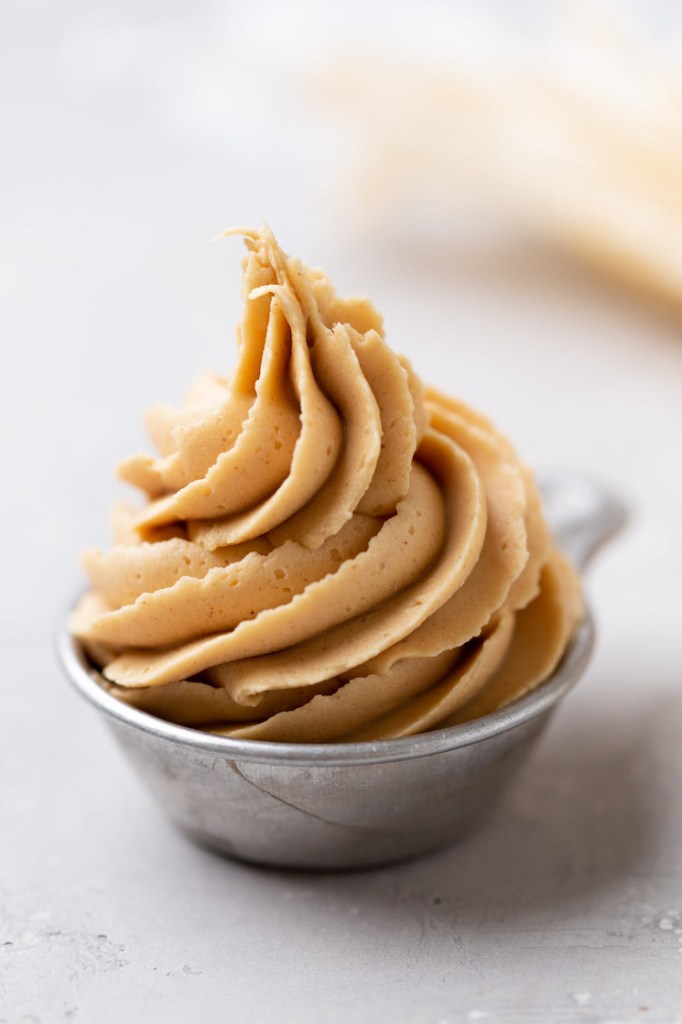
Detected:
[2,3,681,1022]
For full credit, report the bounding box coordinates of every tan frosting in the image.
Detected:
[70,226,583,742]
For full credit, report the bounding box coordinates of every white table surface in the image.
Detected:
[2,3,681,1022]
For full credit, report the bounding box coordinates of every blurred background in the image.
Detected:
[3,1,682,1021]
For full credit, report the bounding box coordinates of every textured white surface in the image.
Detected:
[2,3,682,1022]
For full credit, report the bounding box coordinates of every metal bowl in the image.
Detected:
[56,476,624,870]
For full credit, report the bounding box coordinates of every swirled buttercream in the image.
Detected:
[70,226,583,741]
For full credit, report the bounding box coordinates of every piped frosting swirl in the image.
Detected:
[70,227,583,741]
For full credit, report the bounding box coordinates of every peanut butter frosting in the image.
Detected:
[70,226,584,742]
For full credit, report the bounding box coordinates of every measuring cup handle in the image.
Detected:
[539,475,627,573]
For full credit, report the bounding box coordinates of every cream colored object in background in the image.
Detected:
[321,9,682,307]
